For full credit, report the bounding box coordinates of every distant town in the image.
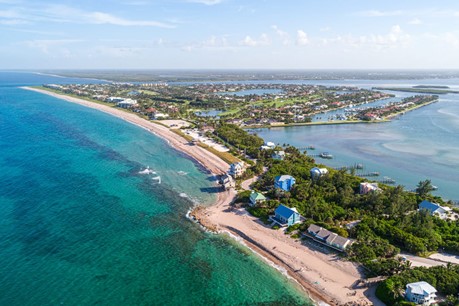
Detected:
[42,82,438,128]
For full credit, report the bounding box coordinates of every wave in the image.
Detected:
[177,171,188,176]
[138,166,156,175]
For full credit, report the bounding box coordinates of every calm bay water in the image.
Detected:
[0,72,311,305]
[252,79,459,201]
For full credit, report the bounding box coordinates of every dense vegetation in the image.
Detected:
[214,123,264,157]
[376,265,459,305]
[247,149,459,277]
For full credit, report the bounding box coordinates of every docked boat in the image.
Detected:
[319,152,333,159]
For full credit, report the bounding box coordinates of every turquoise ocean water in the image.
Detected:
[0,72,311,305]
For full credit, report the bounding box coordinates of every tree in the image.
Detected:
[416,179,434,197]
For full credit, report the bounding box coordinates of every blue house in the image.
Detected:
[274,175,296,192]
[271,204,301,227]
[419,200,451,220]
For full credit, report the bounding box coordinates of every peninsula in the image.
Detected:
[24,84,459,306]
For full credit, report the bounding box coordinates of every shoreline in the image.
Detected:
[24,86,377,305]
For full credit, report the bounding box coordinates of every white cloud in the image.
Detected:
[271,25,290,45]
[87,12,174,28]
[240,33,270,47]
[24,39,82,54]
[0,5,175,28]
[358,10,403,17]
[319,25,410,49]
[408,18,422,25]
[182,35,233,51]
[296,30,309,46]
[186,0,224,5]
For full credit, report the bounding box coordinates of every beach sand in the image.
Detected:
[25,87,380,306]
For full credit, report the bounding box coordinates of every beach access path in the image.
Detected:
[25,87,381,306]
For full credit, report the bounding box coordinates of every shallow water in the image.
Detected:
[254,81,459,201]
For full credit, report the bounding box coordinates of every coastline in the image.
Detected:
[24,86,378,306]
[22,87,229,176]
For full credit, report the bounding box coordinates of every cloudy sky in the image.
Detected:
[1,0,459,69]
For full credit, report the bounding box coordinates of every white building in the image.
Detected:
[272,150,285,160]
[116,98,138,108]
[360,182,381,194]
[310,167,329,179]
[228,162,245,178]
[405,281,437,305]
[260,141,276,150]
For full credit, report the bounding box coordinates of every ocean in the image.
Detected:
[0,72,311,305]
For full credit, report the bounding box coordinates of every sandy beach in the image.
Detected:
[25,87,379,305]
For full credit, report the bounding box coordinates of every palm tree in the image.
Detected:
[416,179,434,197]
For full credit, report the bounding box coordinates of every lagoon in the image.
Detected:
[252,80,459,201]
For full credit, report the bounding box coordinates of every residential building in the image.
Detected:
[219,174,235,190]
[307,224,352,251]
[419,200,451,220]
[249,191,266,207]
[405,281,437,305]
[228,162,245,178]
[310,167,329,179]
[272,150,285,160]
[274,175,296,192]
[260,141,276,150]
[270,204,301,227]
[360,182,381,194]
[116,98,138,108]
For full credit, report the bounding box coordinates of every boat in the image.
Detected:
[319,152,333,159]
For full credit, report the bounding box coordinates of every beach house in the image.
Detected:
[419,200,451,220]
[272,150,285,161]
[271,204,301,227]
[219,174,235,190]
[310,167,329,180]
[116,98,138,109]
[249,191,266,207]
[228,162,245,178]
[405,281,437,305]
[306,224,352,252]
[274,175,296,192]
[360,182,381,194]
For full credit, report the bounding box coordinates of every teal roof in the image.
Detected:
[250,192,266,201]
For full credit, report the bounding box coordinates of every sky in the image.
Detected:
[1,0,459,70]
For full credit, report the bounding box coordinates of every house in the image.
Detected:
[272,151,285,161]
[116,98,138,108]
[107,96,125,103]
[307,224,352,251]
[152,112,169,120]
[249,191,266,207]
[219,174,235,190]
[274,175,296,192]
[310,167,329,179]
[228,162,245,178]
[360,182,381,194]
[270,204,301,227]
[405,281,437,305]
[260,141,276,150]
[419,200,451,220]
